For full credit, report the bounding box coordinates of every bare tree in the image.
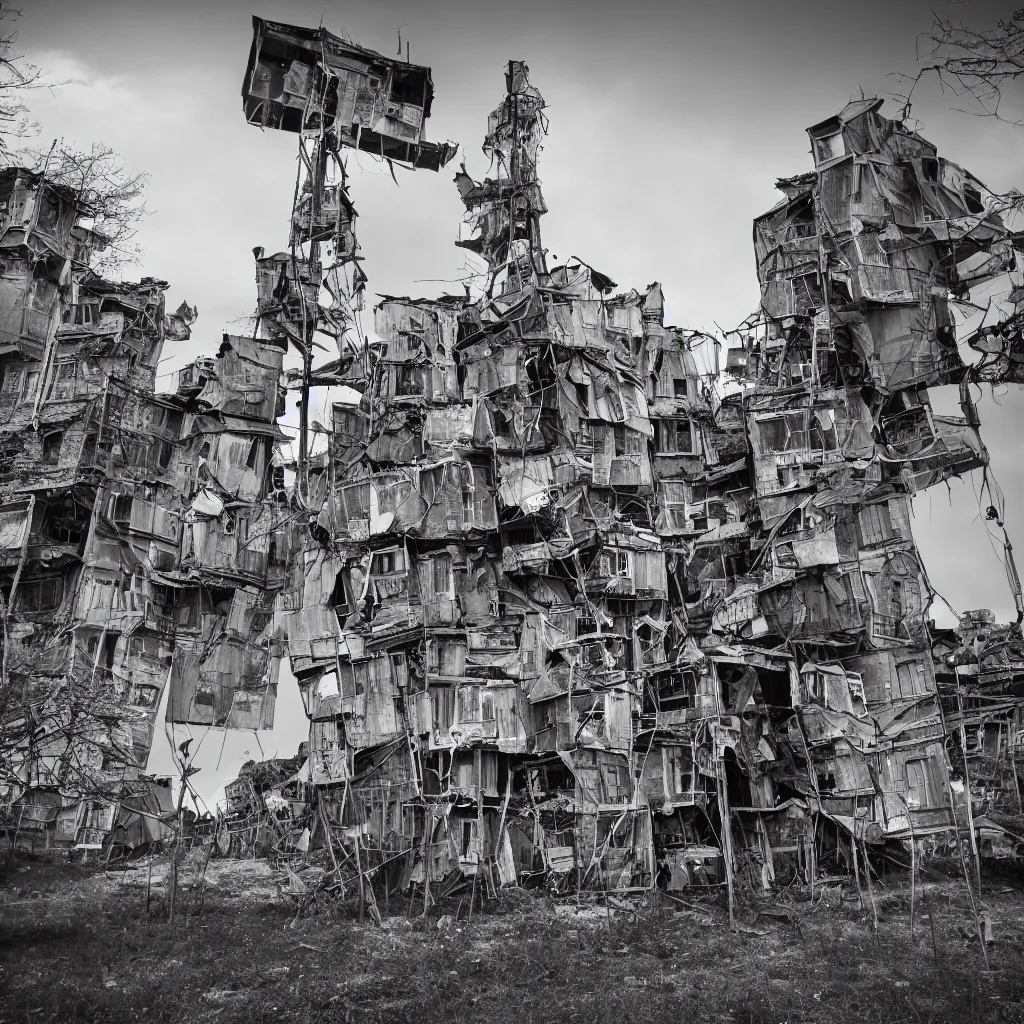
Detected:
[15,141,150,274]
[0,2,40,152]
[907,9,1024,124]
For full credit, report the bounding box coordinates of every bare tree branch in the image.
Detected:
[13,141,150,273]
[0,2,41,151]
[896,9,1024,125]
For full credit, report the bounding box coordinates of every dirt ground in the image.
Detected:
[3,853,1024,1024]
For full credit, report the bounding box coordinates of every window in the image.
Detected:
[777,465,801,488]
[154,438,174,472]
[1,368,21,396]
[613,425,644,456]
[17,576,62,612]
[394,365,420,396]
[108,493,132,528]
[420,466,442,505]
[48,361,76,401]
[905,759,930,810]
[245,437,261,470]
[793,273,823,311]
[602,549,630,578]
[480,692,495,722]
[890,581,903,621]
[809,408,839,452]
[390,651,408,688]
[373,550,402,575]
[673,378,688,398]
[724,551,749,577]
[964,184,985,215]
[853,162,867,202]
[813,131,845,164]
[432,554,452,595]
[758,412,807,453]
[42,430,63,464]
[504,526,536,546]
[659,419,693,454]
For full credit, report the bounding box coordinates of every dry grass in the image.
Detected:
[2,854,1024,1023]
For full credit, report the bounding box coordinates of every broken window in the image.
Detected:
[758,412,807,453]
[394,365,422,396]
[432,554,453,595]
[654,669,697,712]
[1,367,21,396]
[904,758,930,810]
[963,184,985,215]
[613,425,644,456]
[792,272,823,311]
[890,581,903,620]
[108,493,132,529]
[809,408,839,452]
[17,576,63,613]
[658,419,694,454]
[600,549,630,578]
[42,430,63,464]
[492,408,512,440]
[1,366,37,401]
[420,466,442,505]
[48,360,76,401]
[390,651,408,688]
[814,132,845,164]
[480,691,495,722]
[372,549,404,575]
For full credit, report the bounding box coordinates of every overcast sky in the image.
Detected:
[16,0,1024,804]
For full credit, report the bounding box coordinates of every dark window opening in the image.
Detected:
[492,409,511,440]
[964,185,985,215]
[673,378,688,398]
[389,69,427,106]
[17,576,63,613]
[614,425,644,456]
[41,430,63,464]
[102,633,117,671]
[891,581,903,620]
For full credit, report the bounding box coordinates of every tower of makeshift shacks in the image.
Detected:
[0,165,197,847]
[257,72,1024,899]
[6,14,1024,888]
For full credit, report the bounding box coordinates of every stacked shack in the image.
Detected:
[256,79,1024,897]
[6,30,1024,890]
[0,166,195,848]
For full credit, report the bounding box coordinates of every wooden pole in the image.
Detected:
[168,760,190,926]
[909,826,916,943]
[953,667,982,892]
[850,832,863,908]
[716,772,736,930]
[861,839,879,933]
